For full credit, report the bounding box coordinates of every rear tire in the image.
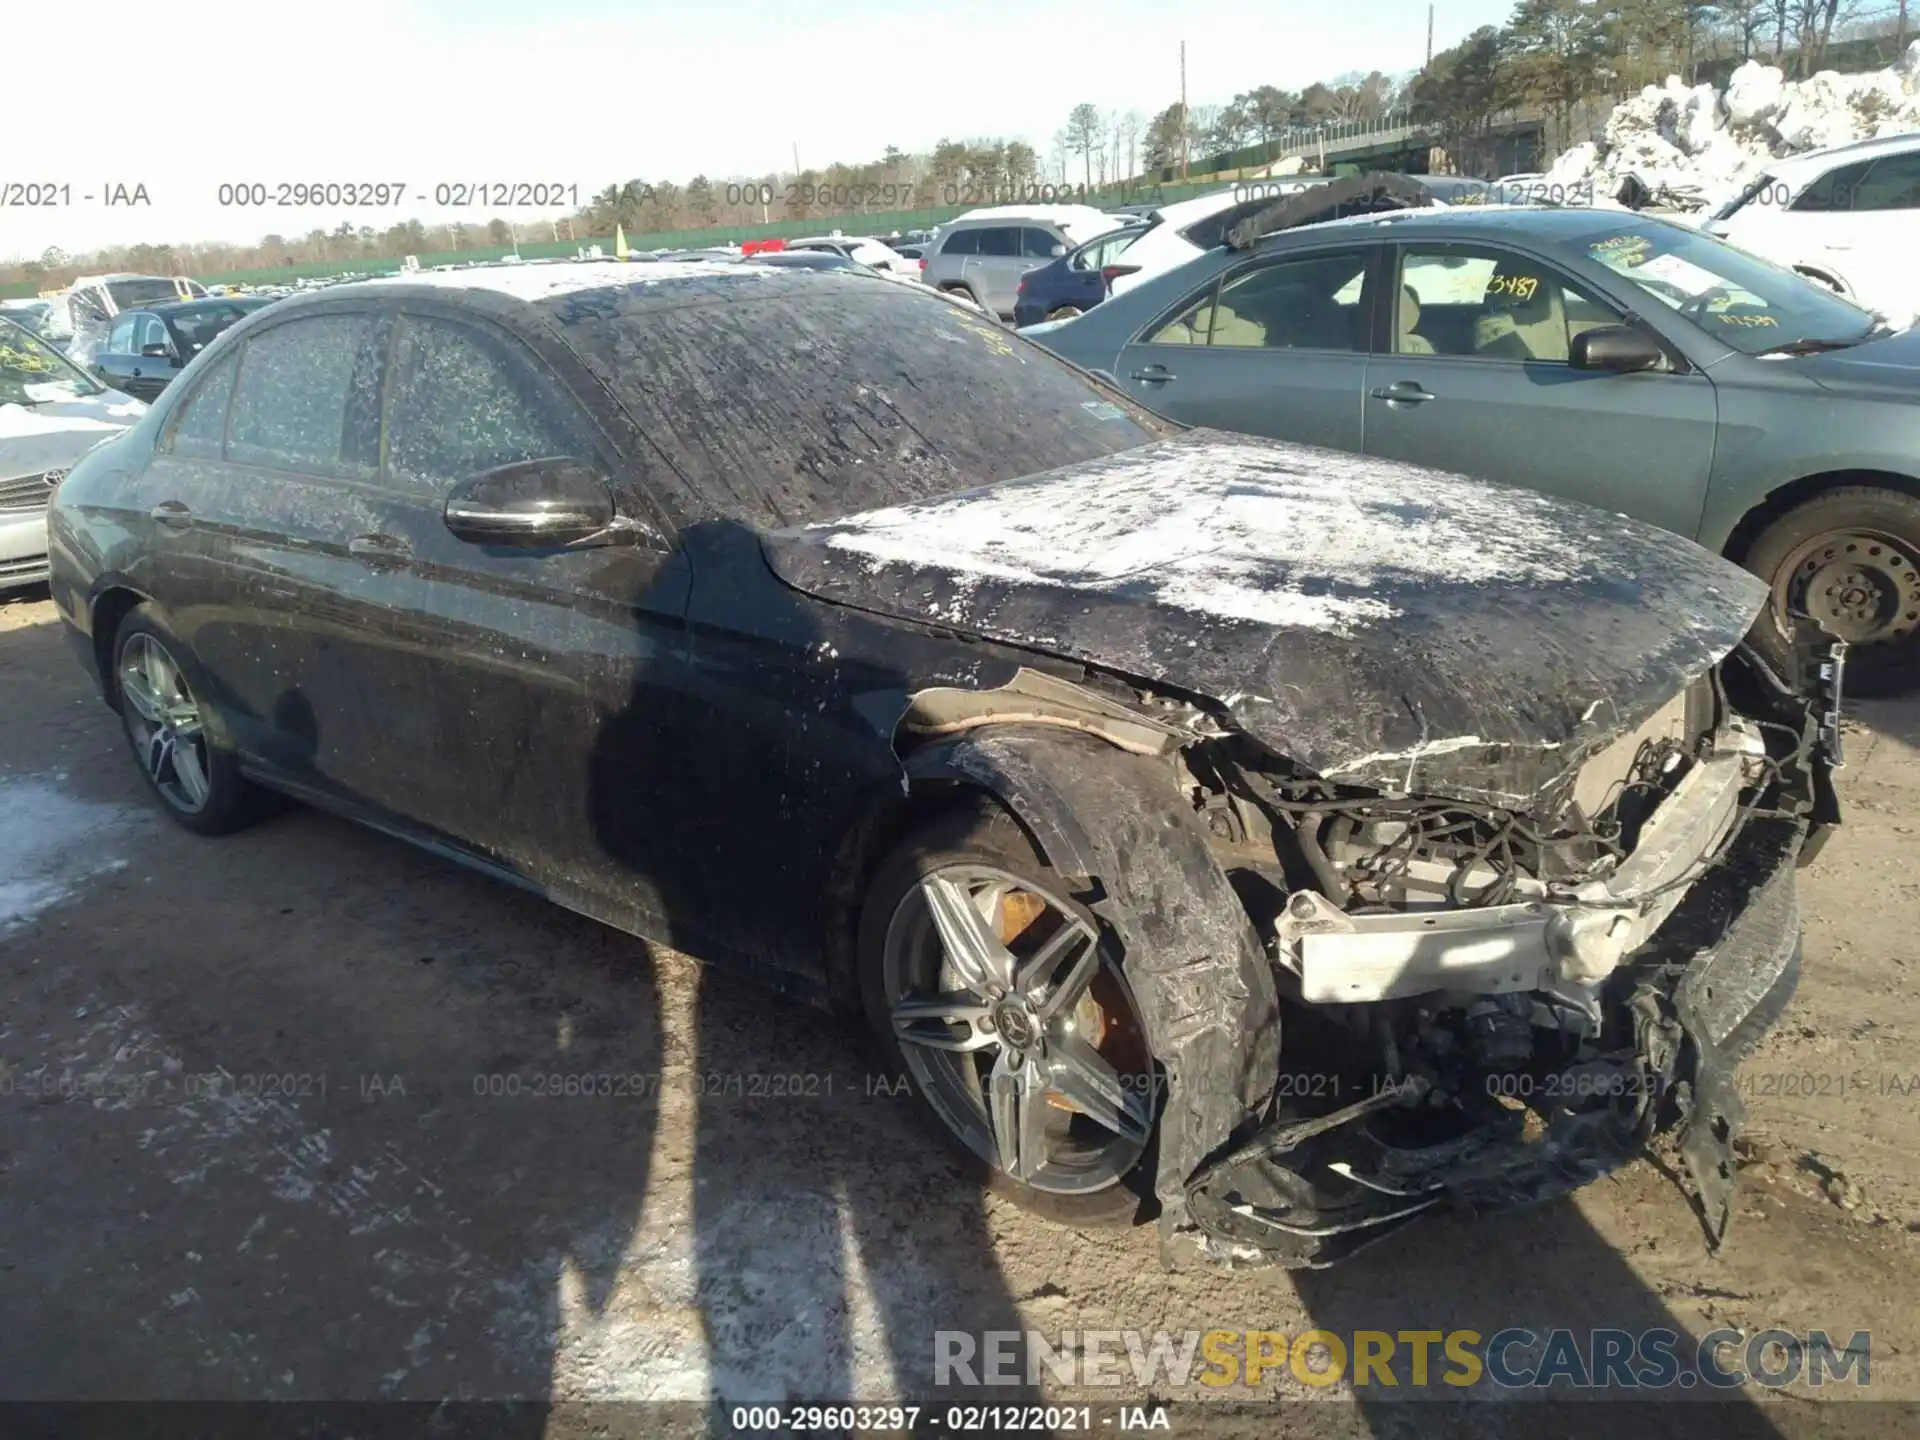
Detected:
[1046,305,1085,322]
[111,605,271,835]
[1742,486,1920,696]
[857,802,1157,1227]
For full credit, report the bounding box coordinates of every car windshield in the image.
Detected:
[0,316,105,404]
[0,305,50,336]
[1577,219,1881,355]
[555,277,1171,527]
[106,278,193,309]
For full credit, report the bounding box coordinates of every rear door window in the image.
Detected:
[1146,248,1373,351]
[226,313,382,476]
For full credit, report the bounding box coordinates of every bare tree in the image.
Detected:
[1064,104,1104,188]
[1120,110,1144,180]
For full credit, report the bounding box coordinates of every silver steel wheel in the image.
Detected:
[118,632,212,814]
[1777,526,1920,646]
[882,864,1155,1194]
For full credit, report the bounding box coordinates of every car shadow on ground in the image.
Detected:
[0,554,1847,1436]
[0,559,1035,1436]
[1289,1203,1795,1437]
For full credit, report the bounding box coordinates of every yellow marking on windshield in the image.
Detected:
[1591,235,1653,266]
[0,344,56,374]
[1715,313,1780,327]
[1487,274,1540,300]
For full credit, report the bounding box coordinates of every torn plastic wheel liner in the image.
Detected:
[902,726,1283,1250]
[1182,816,1808,1269]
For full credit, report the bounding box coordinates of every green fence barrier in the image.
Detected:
[3,178,1312,296]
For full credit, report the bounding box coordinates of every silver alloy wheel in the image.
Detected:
[117,633,212,813]
[883,864,1155,1194]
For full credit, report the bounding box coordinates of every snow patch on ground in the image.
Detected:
[0,774,141,935]
[1543,41,1920,215]
[815,434,1600,635]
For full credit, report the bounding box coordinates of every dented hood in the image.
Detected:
[761,430,1767,809]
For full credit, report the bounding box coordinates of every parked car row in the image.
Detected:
[39,257,1841,1268]
[0,316,147,592]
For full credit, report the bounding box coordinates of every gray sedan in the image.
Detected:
[1029,205,1920,684]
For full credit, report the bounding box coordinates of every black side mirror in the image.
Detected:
[1570,325,1664,373]
[444,457,659,550]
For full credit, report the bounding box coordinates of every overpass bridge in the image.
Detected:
[1157,110,1549,185]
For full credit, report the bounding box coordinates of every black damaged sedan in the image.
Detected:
[47,260,1842,1266]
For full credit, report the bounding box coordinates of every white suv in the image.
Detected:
[1704,133,1920,321]
[786,234,915,275]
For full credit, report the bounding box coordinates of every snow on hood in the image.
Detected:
[1542,41,1920,216]
[811,434,1589,635]
[765,430,1767,807]
[0,390,145,480]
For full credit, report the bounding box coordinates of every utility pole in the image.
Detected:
[792,142,802,179]
[1179,41,1189,181]
[1426,4,1434,66]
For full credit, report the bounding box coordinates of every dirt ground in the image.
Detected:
[4,582,1920,1437]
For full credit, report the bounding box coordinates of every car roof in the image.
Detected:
[1149,187,1276,225]
[1251,202,1639,248]
[1766,130,1920,181]
[296,258,874,316]
[944,204,1118,226]
[146,296,268,317]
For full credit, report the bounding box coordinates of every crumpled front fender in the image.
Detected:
[904,728,1281,1251]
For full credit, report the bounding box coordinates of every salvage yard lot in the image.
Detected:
[4,580,1920,1427]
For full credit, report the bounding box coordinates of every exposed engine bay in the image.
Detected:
[1168,642,1844,1268]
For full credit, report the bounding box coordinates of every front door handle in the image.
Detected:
[148,500,192,528]
[1130,364,1176,385]
[1370,381,1435,405]
[348,533,411,566]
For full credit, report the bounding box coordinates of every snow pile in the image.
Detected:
[1542,39,1920,212]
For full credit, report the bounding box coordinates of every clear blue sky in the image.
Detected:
[4,0,1514,259]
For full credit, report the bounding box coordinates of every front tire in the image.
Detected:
[111,605,268,835]
[1743,486,1920,695]
[857,803,1158,1226]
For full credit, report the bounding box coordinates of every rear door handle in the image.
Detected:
[1370,381,1435,404]
[148,500,192,528]
[348,533,411,566]
[1130,364,1176,384]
